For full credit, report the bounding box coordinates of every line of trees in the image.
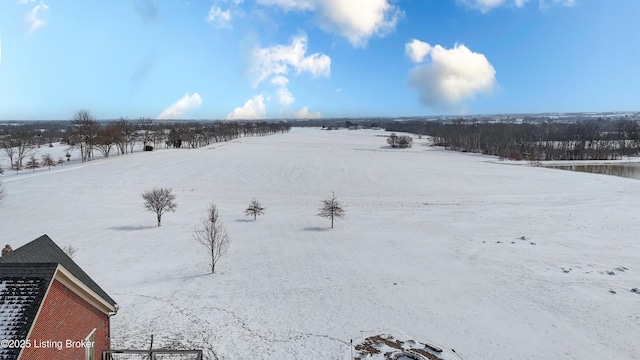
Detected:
[65,110,292,161]
[385,118,640,160]
[0,111,291,171]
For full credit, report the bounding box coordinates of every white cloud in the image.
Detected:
[406,41,497,109]
[251,34,330,87]
[257,0,401,47]
[205,6,232,28]
[157,93,202,119]
[456,0,511,12]
[405,39,432,64]
[276,88,295,105]
[458,0,575,12]
[25,2,49,33]
[270,75,289,87]
[271,76,295,104]
[18,0,37,3]
[294,106,321,119]
[227,95,266,120]
[257,0,313,11]
[539,0,575,9]
[249,34,329,108]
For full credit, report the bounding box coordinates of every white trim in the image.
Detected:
[85,328,96,360]
[53,265,117,314]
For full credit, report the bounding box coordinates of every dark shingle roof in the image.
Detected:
[0,235,116,307]
[0,263,57,359]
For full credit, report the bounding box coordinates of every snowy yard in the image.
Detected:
[1,128,639,359]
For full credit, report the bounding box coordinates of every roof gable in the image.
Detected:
[0,235,117,308]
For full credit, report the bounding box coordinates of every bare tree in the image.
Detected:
[141,187,177,226]
[138,117,154,150]
[387,133,399,148]
[318,192,345,228]
[62,245,78,259]
[2,132,36,174]
[114,117,133,155]
[25,155,40,172]
[244,198,265,220]
[70,109,100,162]
[397,135,413,148]
[194,203,230,274]
[0,164,3,174]
[94,122,122,158]
[41,153,56,170]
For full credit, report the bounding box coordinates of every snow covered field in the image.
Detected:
[1,128,639,359]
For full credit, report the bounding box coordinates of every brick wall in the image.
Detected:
[20,279,110,360]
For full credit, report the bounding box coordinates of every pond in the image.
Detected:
[543,163,640,181]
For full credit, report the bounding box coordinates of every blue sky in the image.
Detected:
[0,0,638,120]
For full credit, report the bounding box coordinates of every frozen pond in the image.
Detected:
[544,163,640,180]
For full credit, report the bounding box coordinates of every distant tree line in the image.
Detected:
[65,110,291,161]
[385,118,640,161]
[0,110,291,169]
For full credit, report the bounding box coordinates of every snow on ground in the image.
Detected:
[1,128,639,359]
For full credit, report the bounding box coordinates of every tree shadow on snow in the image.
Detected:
[109,225,157,231]
[303,226,331,232]
[235,219,254,223]
[179,272,216,280]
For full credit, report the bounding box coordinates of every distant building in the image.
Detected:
[0,235,117,360]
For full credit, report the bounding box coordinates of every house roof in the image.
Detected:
[0,235,117,308]
[0,263,57,359]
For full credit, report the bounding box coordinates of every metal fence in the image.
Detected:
[103,349,203,360]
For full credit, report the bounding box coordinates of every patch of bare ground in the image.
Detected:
[353,335,444,360]
[411,348,444,360]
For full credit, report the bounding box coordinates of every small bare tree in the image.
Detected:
[62,245,78,259]
[141,187,177,226]
[318,192,345,228]
[25,155,40,172]
[194,203,230,274]
[41,153,57,170]
[244,198,265,220]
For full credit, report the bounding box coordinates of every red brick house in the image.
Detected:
[0,235,117,360]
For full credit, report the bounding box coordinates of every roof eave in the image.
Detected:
[53,264,117,314]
